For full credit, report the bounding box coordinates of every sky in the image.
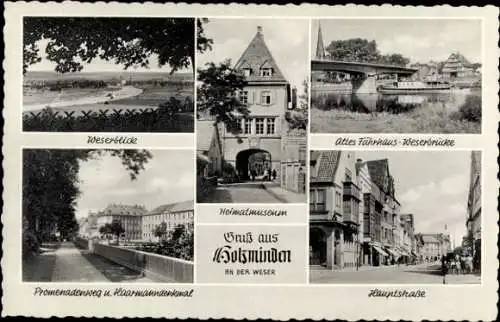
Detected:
[28,39,191,73]
[198,18,309,93]
[312,19,482,64]
[356,150,474,248]
[75,150,194,219]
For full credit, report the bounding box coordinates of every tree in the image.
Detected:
[22,149,152,250]
[285,79,309,133]
[23,17,212,74]
[197,59,250,135]
[326,38,380,63]
[325,38,410,67]
[379,53,410,67]
[109,220,125,242]
[153,222,168,241]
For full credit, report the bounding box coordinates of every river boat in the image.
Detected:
[378,80,451,94]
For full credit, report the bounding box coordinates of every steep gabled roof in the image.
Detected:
[366,159,389,190]
[234,26,287,83]
[147,200,194,216]
[102,204,148,216]
[310,151,341,183]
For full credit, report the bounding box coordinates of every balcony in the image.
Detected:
[343,181,361,200]
[310,213,329,221]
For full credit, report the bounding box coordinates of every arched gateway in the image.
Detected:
[235,149,272,181]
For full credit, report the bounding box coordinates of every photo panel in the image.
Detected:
[196,18,309,204]
[22,148,195,283]
[22,17,196,133]
[308,150,481,284]
[310,18,482,134]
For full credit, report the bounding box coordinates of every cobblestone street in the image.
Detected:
[207,181,305,203]
[310,262,481,284]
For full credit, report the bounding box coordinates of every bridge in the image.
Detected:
[311,59,418,94]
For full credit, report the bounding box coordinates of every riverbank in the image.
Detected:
[311,107,481,133]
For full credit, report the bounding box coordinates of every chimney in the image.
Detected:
[257,26,263,35]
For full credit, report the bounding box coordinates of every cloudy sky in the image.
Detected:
[312,19,481,64]
[356,150,474,248]
[28,39,191,73]
[75,150,194,219]
[198,18,309,92]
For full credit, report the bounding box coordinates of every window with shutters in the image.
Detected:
[244,118,252,134]
[240,90,248,104]
[310,189,326,212]
[266,118,275,134]
[255,118,265,134]
[261,91,272,105]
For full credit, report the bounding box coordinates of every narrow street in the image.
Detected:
[207,181,304,203]
[23,242,155,283]
[310,262,481,284]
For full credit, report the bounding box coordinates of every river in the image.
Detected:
[311,88,481,115]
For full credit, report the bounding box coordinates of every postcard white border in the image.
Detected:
[3,2,499,320]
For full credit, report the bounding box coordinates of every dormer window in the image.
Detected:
[243,68,252,77]
[260,68,273,77]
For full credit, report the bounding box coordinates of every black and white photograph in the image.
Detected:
[23,17,198,132]
[196,18,308,204]
[310,19,482,134]
[22,149,194,283]
[309,150,481,284]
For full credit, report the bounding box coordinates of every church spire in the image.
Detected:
[315,21,326,60]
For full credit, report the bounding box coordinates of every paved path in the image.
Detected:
[25,242,155,283]
[208,182,294,203]
[310,262,481,284]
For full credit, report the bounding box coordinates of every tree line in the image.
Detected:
[325,38,410,66]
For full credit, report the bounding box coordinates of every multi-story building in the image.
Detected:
[222,26,292,183]
[142,200,194,242]
[421,234,443,262]
[355,158,372,265]
[362,158,401,265]
[466,151,481,269]
[400,214,417,261]
[96,204,147,240]
[441,52,475,79]
[309,151,361,269]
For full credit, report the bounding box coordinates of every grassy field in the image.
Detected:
[311,107,481,134]
[23,88,110,105]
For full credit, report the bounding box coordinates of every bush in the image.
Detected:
[22,231,40,259]
[457,95,481,123]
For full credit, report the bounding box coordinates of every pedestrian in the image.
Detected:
[272,169,277,181]
[441,255,448,284]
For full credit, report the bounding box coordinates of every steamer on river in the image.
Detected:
[377,80,452,94]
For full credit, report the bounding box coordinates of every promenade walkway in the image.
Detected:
[24,242,155,283]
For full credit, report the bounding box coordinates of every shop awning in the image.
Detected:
[385,248,399,257]
[372,245,389,257]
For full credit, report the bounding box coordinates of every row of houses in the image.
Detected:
[78,200,194,242]
[409,52,480,81]
[309,151,451,269]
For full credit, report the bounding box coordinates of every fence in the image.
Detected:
[23,103,194,132]
[74,236,89,250]
[93,242,194,283]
